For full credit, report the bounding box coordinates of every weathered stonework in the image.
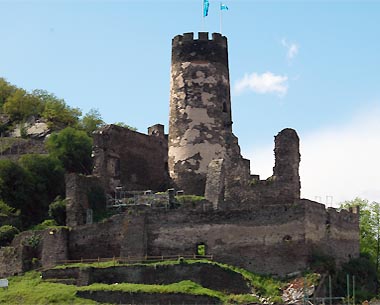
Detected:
[0,228,69,277]
[92,124,168,193]
[168,32,249,195]
[65,173,104,227]
[204,158,225,209]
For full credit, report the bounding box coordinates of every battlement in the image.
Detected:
[171,32,229,66]
[172,32,227,48]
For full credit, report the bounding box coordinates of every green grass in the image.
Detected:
[0,259,288,304]
[78,280,225,299]
[0,271,258,305]
[52,258,285,303]
[0,271,99,305]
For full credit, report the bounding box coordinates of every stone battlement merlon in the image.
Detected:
[172,32,227,48]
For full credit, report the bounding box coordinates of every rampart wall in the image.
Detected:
[92,124,168,194]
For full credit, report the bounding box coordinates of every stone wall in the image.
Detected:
[0,200,359,278]
[303,200,360,265]
[43,263,250,294]
[68,214,126,260]
[40,228,69,268]
[0,246,23,277]
[92,124,168,193]
[65,173,104,227]
[224,128,301,205]
[272,128,301,199]
[0,228,69,277]
[146,204,310,276]
[0,138,47,161]
[76,290,222,305]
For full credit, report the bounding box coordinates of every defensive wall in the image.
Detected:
[0,198,359,278]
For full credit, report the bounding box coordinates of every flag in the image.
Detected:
[203,0,210,17]
[220,3,228,10]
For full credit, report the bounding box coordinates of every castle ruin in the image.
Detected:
[0,32,359,278]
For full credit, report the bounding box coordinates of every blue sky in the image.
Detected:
[1,0,379,205]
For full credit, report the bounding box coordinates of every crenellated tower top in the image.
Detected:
[171,32,228,67]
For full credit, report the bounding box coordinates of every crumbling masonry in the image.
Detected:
[0,32,359,278]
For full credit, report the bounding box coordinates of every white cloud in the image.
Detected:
[234,72,288,97]
[281,38,299,61]
[243,107,380,207]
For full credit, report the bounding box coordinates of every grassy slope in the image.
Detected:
[0,259,286,305]
[0,271,99,305]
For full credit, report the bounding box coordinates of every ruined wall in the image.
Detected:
[40,228,69,268]
[168,32,249,195]
[272,128,301,199]
[146,204,310,276]
[0,228,69,277]
[224,128,301,205]
[303,200,360,265]
[68,213,147,260]
[68,214,125,260]
[65,173,104,227]
[0,246,23,277]
[92,124,168,193]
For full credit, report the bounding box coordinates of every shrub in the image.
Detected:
[0,225,19,246]
[48,196,67,226]
[88,186,107,222]
[31,219,58,231]
[333,254,377,302]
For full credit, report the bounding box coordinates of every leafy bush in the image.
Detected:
[0,225,19,246]
[309,249,336,274]
[0,200,18,217]
[333,254,378,302]
[31,219,58,231]
[48,196,67,226]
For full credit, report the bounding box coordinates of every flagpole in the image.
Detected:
[220,2,222,33]
[202,0,205,31]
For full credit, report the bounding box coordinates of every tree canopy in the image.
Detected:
[46,127,93,174]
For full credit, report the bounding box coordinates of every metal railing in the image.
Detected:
[56,254,213,265]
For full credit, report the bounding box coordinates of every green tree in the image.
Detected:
[41,96,81,130]
[0,160,32,211]
[45,127,93,174]
[0,160,33,228]
[0,78,17,108]
[341,197,380,296]
[341,198,379,266]
[3,88,43,121]
[80,108,105,135]
[19,154,65,224]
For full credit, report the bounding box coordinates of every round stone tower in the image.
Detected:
[168,32,233,195]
